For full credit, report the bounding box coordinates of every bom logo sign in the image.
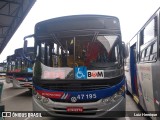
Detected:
[87,70,104,79]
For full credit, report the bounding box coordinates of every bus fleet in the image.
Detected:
[6,13,160,118]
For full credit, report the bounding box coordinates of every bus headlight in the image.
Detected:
[117,85,125,95]
[102,97,112,104]
[35,92,49,104]
[111,93,121,101]
[36,94,42,100]
[43,97,49,103]
[102,85,125,104]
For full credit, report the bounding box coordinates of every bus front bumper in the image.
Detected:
[6,77,13,83]
[12,79,32,88]
[32,95,126,118]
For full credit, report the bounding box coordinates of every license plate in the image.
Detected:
[66,107,83,112]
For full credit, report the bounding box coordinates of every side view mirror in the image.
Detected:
[24,40,28,54]
[23,34,34,63]
[122,42,129,59]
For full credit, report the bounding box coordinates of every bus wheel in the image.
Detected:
[121,111,126,117]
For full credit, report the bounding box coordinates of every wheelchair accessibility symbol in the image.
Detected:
[75,67,87,79]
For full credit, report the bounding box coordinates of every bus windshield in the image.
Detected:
[14,48,34,72]
[36,33,122,80]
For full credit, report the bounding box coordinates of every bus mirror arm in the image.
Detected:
[22,52,34,64]
[23,34,34,52]
[23,34,35,63]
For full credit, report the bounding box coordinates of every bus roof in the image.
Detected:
[34,15,121,37]
[7,54,15,61]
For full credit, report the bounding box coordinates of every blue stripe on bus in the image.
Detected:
[34,79,125,101]
[130,46,137,95]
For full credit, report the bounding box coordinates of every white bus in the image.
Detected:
[125,7,160,120]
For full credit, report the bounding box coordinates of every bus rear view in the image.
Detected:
[24,15,126,118]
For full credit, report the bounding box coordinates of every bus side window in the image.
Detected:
[143,17,157,44]
[140,49,146,62]
[144,46,151,61]
[149,42,157,61]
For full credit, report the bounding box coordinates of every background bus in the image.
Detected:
[6,55,15,83]
[6,48,34,89]
[12,47,34,88]
[23,15,127,118]
[125,7,160,120]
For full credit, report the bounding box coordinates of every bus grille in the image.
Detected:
[41,83,110,91]
[50,98,98,103]
[40,76,122,91]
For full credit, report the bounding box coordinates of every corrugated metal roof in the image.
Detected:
[0,0,36,54]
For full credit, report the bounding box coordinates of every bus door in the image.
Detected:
[130,44,139,102]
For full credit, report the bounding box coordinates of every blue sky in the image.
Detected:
[0,0,159,62]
